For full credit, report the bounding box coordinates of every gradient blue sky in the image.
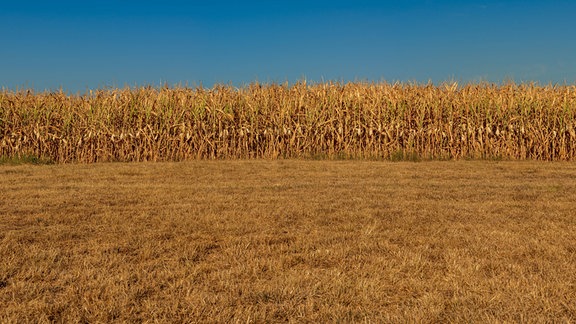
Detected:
[2,0,575,93]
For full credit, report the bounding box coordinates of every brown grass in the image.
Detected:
[1,160,575,322]
[2,82,576,162]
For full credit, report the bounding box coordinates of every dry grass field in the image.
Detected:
[1,160,575,322]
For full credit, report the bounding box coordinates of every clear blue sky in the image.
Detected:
[2,0,575,93]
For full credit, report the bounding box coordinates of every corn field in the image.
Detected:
[1,82,576,163]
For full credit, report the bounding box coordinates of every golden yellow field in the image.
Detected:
[1,83,575,321]
[2,82,576,163]
[1,160,575,322]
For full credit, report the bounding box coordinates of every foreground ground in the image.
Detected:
[1,160,575,322]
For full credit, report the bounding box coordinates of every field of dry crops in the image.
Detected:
[1,83,575,322]
[1,82,576,163]
[1,160,575,322]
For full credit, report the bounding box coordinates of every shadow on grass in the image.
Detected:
[390,150,422,162]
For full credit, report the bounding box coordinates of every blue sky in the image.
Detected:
[1,0,575,93]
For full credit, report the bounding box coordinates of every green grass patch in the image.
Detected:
[0,154,55,165]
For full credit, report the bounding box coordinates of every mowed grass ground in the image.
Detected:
[1,160,575,322]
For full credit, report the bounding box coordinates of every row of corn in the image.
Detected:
[1,82,575,162]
